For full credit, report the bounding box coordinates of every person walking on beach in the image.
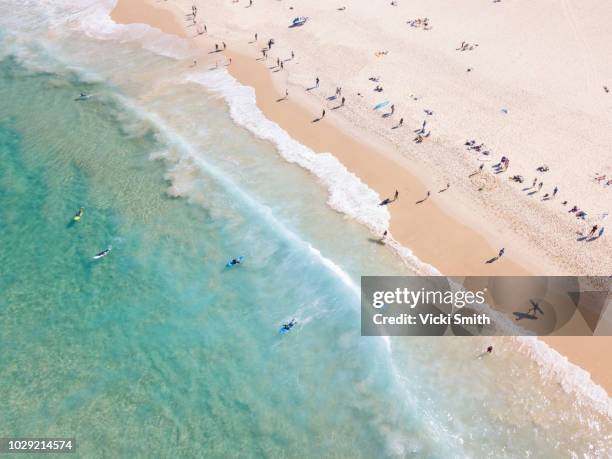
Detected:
[223,42,227,50]
[553,186,558,198]
[587,225,599,238]
[390,104,395,114]
[215,43,219,52]
[379,190,399,206]
[477,345,494,359]
[416,191,430,204]
[341,96,345,106]
[416,119,426,134]
[291,50,295,59]
[280,61,284,70]
[486,248,504,264]
[254,33,258,41]
[321,109,326,119]
[315,77,320,88]
[399,117,404,127]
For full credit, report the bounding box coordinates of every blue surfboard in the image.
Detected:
[373,100,389,110]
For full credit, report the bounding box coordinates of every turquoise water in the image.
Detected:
[1,1,611,457]
[0,56,413,457]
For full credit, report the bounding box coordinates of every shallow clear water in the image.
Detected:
[0,1,610,458]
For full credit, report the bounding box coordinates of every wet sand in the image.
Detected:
[110,0,611,396]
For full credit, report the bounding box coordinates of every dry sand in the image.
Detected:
[110,0,611,395]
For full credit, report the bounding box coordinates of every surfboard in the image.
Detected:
[225,255,244,267]
[373,101,389,110]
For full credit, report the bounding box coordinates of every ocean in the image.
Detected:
[0,1,610,457]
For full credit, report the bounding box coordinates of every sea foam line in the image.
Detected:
[185,69,440,276]
[16,0,610,420]
[515,336,612,419]
[184,68,612,418]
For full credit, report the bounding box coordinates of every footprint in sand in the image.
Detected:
[469,173,497,192]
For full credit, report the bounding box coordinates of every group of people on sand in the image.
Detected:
[464,139,492,156]
[208,2,607,261]
[593,173,612,187]
[186,3,216,41]
[465,137,607,244]
[456,41,478,51]
[407,18,431,30]
[493,156,510,172]
[412,119,430,143]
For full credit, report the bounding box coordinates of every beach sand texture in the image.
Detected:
[111,0,612,395]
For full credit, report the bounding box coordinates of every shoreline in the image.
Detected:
[110,0,611,397]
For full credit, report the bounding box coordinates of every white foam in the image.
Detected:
[185,69,441,276]
[516,336,612,418]
[181,70,611,423]
[1,0,438,276]
[186,70,389,231]
[2,0,195,60]
[7,0,610,424]
[111,93,368,303]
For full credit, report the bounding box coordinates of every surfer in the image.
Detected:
[281,319,296,332]
[228,257,242,266]
[73,207,84,221]
[93,245,112,260]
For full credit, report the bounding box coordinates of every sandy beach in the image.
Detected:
[111,0,611,395]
